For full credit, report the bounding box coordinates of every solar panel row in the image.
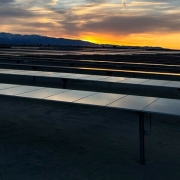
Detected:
[0,69,180,88]
[0,83,180,116]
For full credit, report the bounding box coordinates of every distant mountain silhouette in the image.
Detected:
[0,32,170,51]
[0,32,97,46]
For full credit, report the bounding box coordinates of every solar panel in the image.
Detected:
[141,80,170,86]
[0,83,180,117]
[143,98,180,116]
[98,76,127,82]
[21,70,43,74]
[35,71,58,76]
[107,95,157,111]
[0,69,13,72]
[16,88,69,99]
[62,73,90,79]
[79,75,108,81]
[9,70,28,75]
[0,69,179,89]
[0,85,44,95]
[0,83,20,90]
[0,70,24,75]
[44,90,97,102]
[48,72,73,77]
[120,78,148,84]
[74,92,126,106]
[25,71,58,77]
[163,81,180,88]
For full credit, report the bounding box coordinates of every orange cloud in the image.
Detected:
[0,0,180,50]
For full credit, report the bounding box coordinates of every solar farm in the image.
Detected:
[0,46,180,178]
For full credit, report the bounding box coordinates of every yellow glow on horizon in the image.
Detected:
[81,37,98,44]
[78,33,180,50]
[1,25,180,50]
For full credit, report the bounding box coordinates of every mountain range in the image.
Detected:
[0,32,170,51]
[0,32,97,46]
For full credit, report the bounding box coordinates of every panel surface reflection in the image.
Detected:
[38,71,57,75]
[98,77,127,82]
[0,85,43,95]
[63,74,90,79]
[48,72,73,78]
[0,83,20,90]
[24,72,54,77]
[163,81,180,88]
[45,90,97,102]
[80,75,108,81]
[18,70,40,74]
[0,69,10,72]
[107,95,157,111]
[143,98,180,116]
[121,78,148,84]
[16,88,69,99]
[141,80,169,86]
[75,92,127,106]
[7,71,28,75]
[0,70,22,75]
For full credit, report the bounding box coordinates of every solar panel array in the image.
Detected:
[0,83,180,116]
[0,69,180,88]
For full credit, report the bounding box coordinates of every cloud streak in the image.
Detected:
[0,0,180,49]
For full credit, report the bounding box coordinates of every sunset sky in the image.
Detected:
[0,0,180,49]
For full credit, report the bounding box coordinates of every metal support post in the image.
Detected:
[139,112,145,165]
